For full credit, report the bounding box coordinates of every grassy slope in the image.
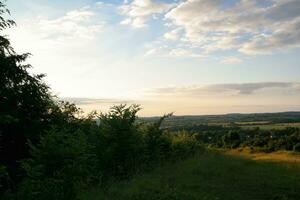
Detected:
[81,151,300,200]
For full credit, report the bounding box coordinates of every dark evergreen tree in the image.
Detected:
[0,0,55,190]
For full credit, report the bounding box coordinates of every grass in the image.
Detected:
[80,151,300,200]
[226,148,300,163]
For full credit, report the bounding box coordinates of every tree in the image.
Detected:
[222,131,241,149]
[143,113,172,163]
[98,104,144,177]
[293,143,300,152]
[0,0,55,190]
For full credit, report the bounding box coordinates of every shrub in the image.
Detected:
[142,114,173,164]
[18,128,98,200]
[293,143,300,152]
[0,165,10,194]
[97,104,145,178]
[170,132,203,160]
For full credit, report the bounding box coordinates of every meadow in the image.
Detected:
[81,150,300,200]
[239,122,300,130]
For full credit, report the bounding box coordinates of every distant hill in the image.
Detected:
[141,111,300,127]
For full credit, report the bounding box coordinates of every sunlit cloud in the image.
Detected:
[164,0,300,55]
[119,0,175,28]
[118,0,300,60]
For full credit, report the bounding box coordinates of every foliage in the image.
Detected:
[170,132,202,160]
[0,1,91,194]
[10,105,201,200]
[168,122,300,153]
[142,113,173,164]
[18,129,97,200]
[96,104,144,178]
[293,143,300,152]
[222,131,241,149]
[0,0,56,192]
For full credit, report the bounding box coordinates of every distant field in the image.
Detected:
[81,151,300,200]
[234,121,271,125]
[240,122,300,130]
[144,112,300,131]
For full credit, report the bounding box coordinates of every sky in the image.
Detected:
[4,0,300,116]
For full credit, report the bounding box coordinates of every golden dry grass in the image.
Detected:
[226,148,300,163]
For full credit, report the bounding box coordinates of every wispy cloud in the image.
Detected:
[59,97,132,105]
[37,7,105,41]
[148,82,299,97]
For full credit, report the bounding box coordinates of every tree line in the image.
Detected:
[168,125,300,153]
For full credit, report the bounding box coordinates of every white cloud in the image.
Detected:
[164,0,300,55]
[36,7,105,41]
[120,18,132,25]
[240,18,300,54]
[119,0,175,28]
[164,28,181,40]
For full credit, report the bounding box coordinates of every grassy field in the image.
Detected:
[80,151,300,200]
[239,122,300,130]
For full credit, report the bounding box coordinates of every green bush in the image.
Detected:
[0,166,9,193]
[142,114,173,164]
[97,104,145,178]
[170,132,203,160]
[293,143,300,152]
[18,129,98,200]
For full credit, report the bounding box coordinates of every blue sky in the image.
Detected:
[5,0,300,116]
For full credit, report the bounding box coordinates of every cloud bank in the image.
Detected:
[149,82,299,96]
[61,82,300,116]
